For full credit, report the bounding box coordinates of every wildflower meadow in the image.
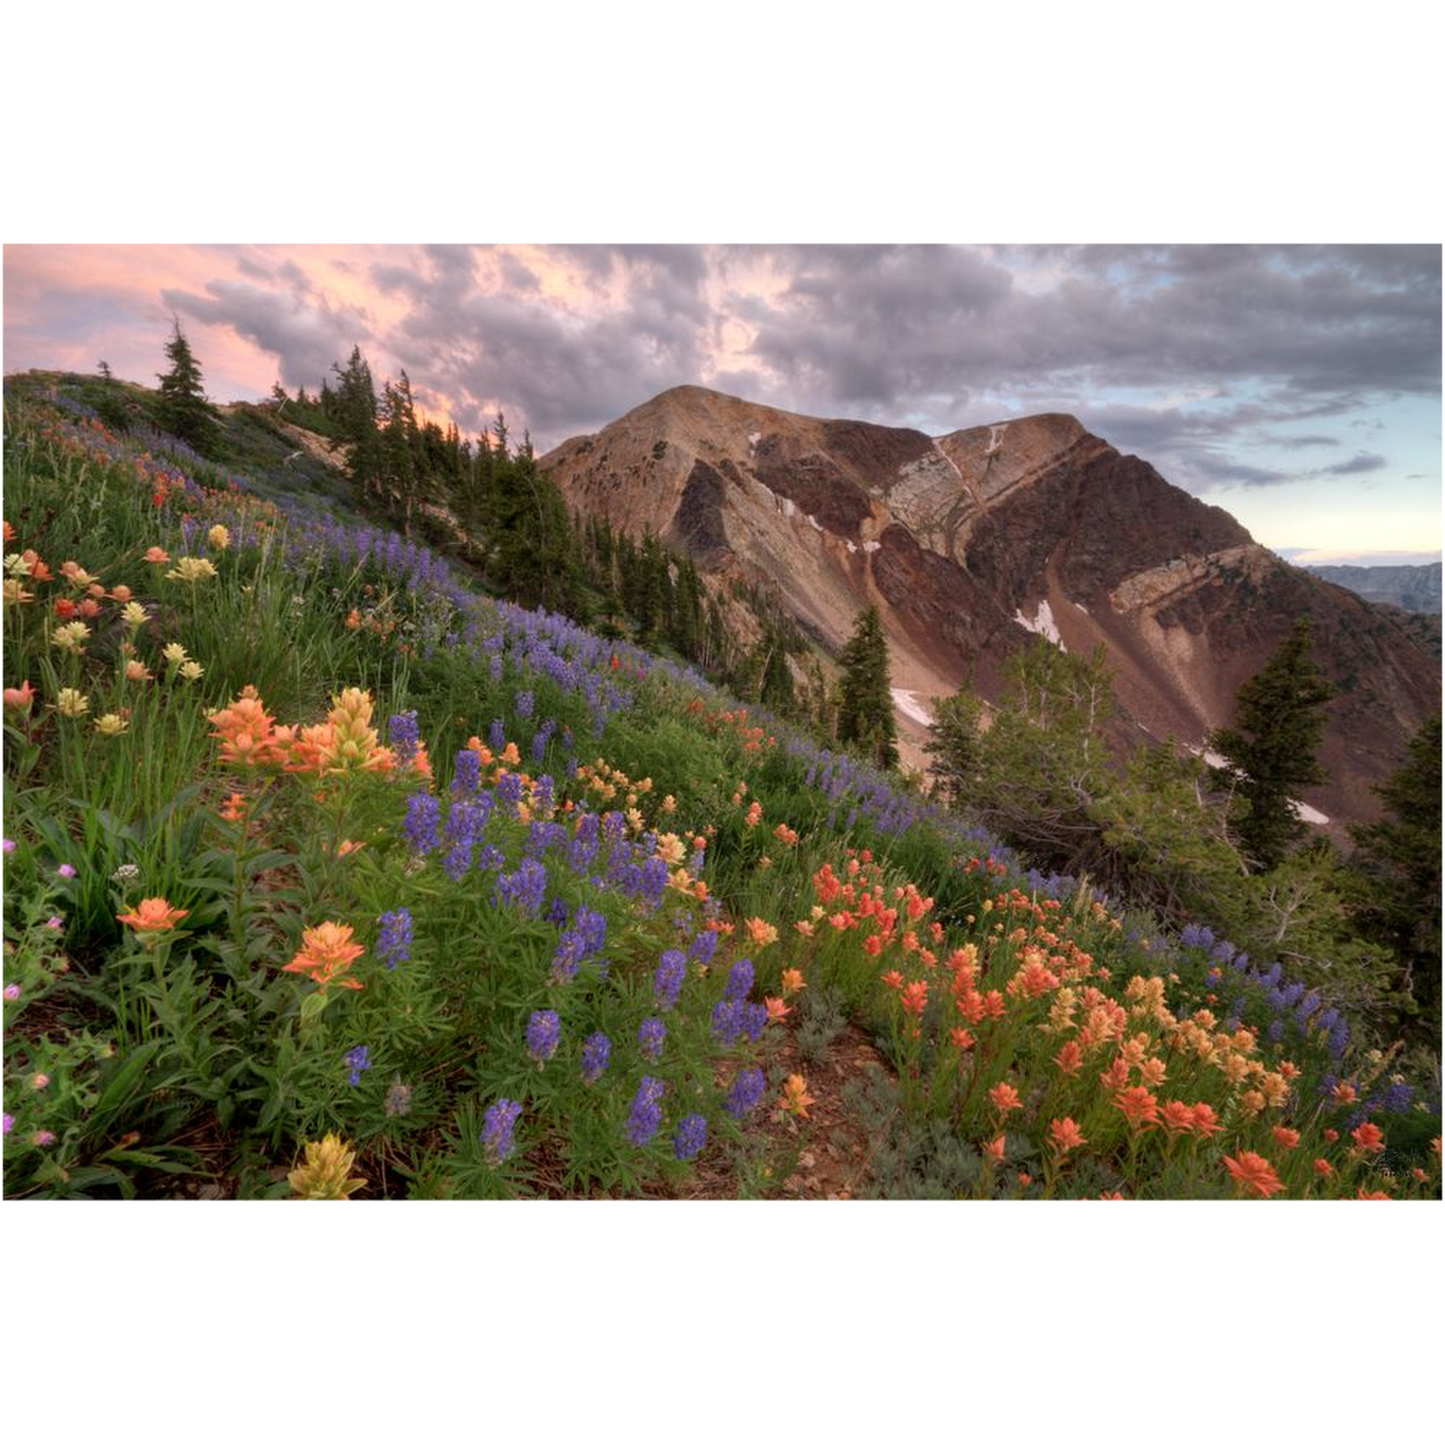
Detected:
[2,375,1440,1200]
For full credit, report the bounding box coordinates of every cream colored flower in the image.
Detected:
[178,659,205,682]
[165,557,218,584]
[162,642,189,666]
[50,621,91,654]
[94,712,128,737]
[121,601,149,629]
[207,524,231,551]
[56,688,90,718]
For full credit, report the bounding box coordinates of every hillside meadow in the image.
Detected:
[2,375,1439,1200]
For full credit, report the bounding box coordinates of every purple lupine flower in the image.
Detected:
[476,844,505,872]
[515,690,534,722]
[724,1067,767,1119]
[673,1114,707,1161]
[639,855,669,908]
[725,958,754,1001]
[498,858,548,915]
[482,1098,523,1163]
[625,1076,666,1146]
[496,771,524,811]
[712,998,745,1045]
[345,1045,371,1086]
[489,656,504,682]
[551,931,586,985]
[574,907,607,956]
[741,1002,769,1043]
[452,748,482,797]
[580,1032,611,1084]
[376,908,413,969]
[653,949,687,1010]
[388,710,420,767]
[526,1009,561,1063]
[638,1016,667,1061]
[403,792,441,854]
[533,775,555,814]
[546,896,570,927]
[687,929,718,965]
[489,718,506,753]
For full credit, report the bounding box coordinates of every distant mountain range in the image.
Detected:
[543,385,1441,828]
[1303,562,1441,615]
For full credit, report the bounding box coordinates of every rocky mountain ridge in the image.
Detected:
[543,386,1440,827]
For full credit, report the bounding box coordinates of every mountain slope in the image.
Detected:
[1304,562,1442,615]
[543,386,1440,827]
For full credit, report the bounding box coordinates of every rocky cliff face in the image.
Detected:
[1304,562,1442,615]
[543,386,1440,827]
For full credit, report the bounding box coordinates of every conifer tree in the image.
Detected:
[1209,618,1334,872]
[925,687,985,803]
[155,319,219,453]
[1349,716,1442,1030]
[837,605,898,769]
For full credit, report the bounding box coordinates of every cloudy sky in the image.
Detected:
[4,243,1439,564]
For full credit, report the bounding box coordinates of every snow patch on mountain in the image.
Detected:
[1013,599,1064,649]
[891,689,935,726]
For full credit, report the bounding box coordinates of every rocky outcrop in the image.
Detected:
[542,386,1441,828]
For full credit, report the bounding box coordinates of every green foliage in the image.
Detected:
[837,605,897,770]
[155,319,220,455]
[924,687,983,803]
[1210,618,1334,871]
[1349,716,1442,1037]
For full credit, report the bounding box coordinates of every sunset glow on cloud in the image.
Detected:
[4,243,1439,563]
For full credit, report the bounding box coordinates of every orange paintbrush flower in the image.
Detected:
[1313,1158,1334,1178]
[900,980,929,1016]
[983,1136,1006,1162]
[209,687,284,768]
[1355,1188,1390,1200]
[779,967,806,997]
[779,1074,815,1118]
[1099,1056,1131,1092]
[283,921,365,991]
[744,916,778,949]
[764,997,792,1025]
[949,1027,976,1050]
[143,546,171,564]
[988,1081,1022,1115]
[116,897,189,933]
[1113,1086,1160,1131]
[1054,1040,1084,1075]
[1351,1121,1385,1154]
[219,792,248,822]
[1272,1126,1301,1151]
[1049,1117,1088,1154]
[1159,1099,1195,1134]
[1224,1151,1285,1199]
[1331,1081,1357,1105]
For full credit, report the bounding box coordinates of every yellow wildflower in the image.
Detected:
[165,556,218,584]
[207,524,231,551]
[287,1133,366,1200]
[94,712,128,737]
[56,688,90,718]
[121,601,149,629]
[162,642,189,666]
[179,660,205,682]
[50,621,91,654]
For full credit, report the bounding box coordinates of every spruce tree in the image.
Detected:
[155,319,219,453]
[1349,716,1442,1031]
[1209,617,1334,871]
[925,687,984,804]
[837,605,898,770]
